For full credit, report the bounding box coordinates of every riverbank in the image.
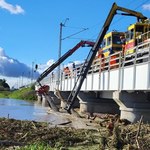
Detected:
[0,85,36,101]
[0,111,150,150]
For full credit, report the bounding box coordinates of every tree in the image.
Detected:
[0,79,10,91]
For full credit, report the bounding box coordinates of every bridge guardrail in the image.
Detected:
[38,40,150,91]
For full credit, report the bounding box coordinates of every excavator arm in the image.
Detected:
[36,40,95,84]
[65,2,147,112]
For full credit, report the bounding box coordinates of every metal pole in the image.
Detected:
[57,18,69,89]
[57,23,63,89]
[31,61,34,84]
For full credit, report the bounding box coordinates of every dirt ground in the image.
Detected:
[0,111,150,150]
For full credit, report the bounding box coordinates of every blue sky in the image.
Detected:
[0,0,150,88]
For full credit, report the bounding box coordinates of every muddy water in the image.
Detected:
[0,98,99,129]
[0,98,57,122]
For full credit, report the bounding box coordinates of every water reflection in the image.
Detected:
[0,98,54,122]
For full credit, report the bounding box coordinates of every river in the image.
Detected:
[0,98,99,129]
[0,98,57,122]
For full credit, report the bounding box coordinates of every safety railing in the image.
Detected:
[61,40,150,80]
[39,39,150,91]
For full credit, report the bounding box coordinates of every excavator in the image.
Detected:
[37,3,147,113]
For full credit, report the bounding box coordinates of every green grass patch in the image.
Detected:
[0,85,37,101]
[0,91,11,98]
[18,142,52,150]
[8,87,37,101]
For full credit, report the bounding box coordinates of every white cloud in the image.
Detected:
[0,0,24,14]
[0,47,39,79]
[0,47,84,88]
[37,60,83,74]
[0,75,31,89]
[37,59,55,74]
[142,4,150,11]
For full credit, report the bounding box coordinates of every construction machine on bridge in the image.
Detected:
[64,2,148,113]
[36,2,148,113]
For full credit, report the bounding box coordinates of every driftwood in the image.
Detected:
[135,115,143,149]
[57,120,72,125]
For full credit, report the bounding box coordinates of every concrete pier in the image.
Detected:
[41,95,49,107]
[78,91,119,114]
[37,93,42,104]
[113,91,150,122]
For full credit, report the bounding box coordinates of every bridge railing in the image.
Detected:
[38,40,150,91]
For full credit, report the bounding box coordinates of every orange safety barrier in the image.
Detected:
[110,54,118,69]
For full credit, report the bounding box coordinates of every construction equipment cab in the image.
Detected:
[125,19,150,55]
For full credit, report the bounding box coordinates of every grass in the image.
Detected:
[17,143,99,150]
[0,85,37,101]
[18,142,52,150]
[0,91,11,98]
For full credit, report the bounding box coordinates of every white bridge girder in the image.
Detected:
[39,58,150,92]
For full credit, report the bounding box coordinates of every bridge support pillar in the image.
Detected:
[78,91,119,114]
[41,94,49,107]
[113,91,150,123]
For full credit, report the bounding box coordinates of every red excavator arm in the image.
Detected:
[36,40,95,84]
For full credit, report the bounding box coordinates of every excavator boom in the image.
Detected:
[65,2,147,112]
[36,40,95,83]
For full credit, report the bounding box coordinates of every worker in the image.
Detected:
[97,49,105,72]
[72,63,76,77]
[120,35,126,55]
[100,53,105,72]
[64,67,71,78]
[72,63,75,70]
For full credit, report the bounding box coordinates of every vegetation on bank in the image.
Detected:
[0,91,11,98]
[0,84,37,101]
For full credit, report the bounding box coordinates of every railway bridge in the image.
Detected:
[35,41,150,123]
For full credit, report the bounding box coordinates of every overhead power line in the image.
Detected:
[62,28,88,40]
